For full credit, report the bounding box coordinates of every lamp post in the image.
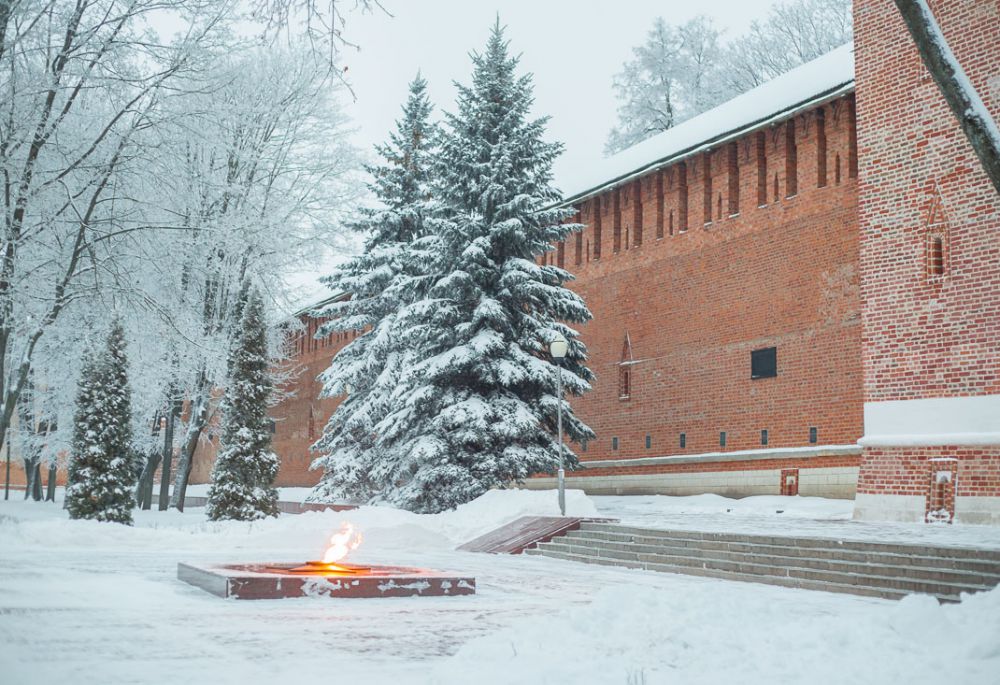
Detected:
[549,333,568,516]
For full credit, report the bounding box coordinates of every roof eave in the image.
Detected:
[559,80,855,209]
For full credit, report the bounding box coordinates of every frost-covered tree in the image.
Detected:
[0,2,365,509]
[0,0,232,469]
[65,321,138,524]
[608,1,852,154]
[607,16,733,154]
[339,22,594,513]
[310,75,440,504]
[163,48,360,510]
[206,288,280,521]
[724,0,852,92]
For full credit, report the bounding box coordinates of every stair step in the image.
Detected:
[577,522,1000,562]
[534,541,993,596]
[564,529,1000,573]
[548,538,1000,584]
[525,548,964,602]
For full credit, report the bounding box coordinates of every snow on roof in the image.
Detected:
[561,42,856,205]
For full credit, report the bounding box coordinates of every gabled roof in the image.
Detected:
[561,42,855,205]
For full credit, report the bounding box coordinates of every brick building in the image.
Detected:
[189,0,999,525]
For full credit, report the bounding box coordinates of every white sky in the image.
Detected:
[286,0,782,308]
[340,0,780,191]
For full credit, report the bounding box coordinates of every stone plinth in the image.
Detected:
[178,562,475,600]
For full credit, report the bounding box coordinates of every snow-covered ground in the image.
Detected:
[2,490,999,684]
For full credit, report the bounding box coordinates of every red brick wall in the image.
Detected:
[858,447,1000,498]
[268,319,354,486]
[854,0,1000,514]
[855,0,1000,404]
[566,97,863,466]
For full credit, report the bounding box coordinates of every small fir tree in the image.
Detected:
[361,22,596,513]
[310,75,440,504]
[66,321,139,524]
[206,288,280,520]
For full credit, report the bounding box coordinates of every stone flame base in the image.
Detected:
[178,562,476,600]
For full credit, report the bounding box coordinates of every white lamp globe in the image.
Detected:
[550,333,568,359]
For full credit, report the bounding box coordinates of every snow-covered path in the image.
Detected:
[2,491,998,684]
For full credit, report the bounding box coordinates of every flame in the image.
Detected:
[322,522,363,564]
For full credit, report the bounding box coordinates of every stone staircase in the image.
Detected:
[524,521,1000,602]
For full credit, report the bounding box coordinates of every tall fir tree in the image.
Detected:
[206,288,280,520]
[364,22,595,513]
[66,321,139,524]
[310,75,441,503]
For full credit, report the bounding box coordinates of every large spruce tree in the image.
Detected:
[369,22,594,513]
[309,75,440,504]
[66,321,139,524]
[206,288,280,520]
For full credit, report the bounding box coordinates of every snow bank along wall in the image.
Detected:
[189,0,999,524]
[852,0,1000,524]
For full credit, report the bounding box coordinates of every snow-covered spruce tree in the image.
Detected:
[309,75,440,504]
[65,321,139,524]
[374,22,595,513]
[206,288,280,521]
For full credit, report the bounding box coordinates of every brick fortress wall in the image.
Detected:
[853,0,1000,523]
[523,93,866,498]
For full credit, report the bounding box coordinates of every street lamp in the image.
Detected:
[549,332,568,516]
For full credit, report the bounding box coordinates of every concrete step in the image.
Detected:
[533,540,994,597]
[577,522,1000,562]
[554,536,1000,584]
[525,548,937,602]
[565,529,1000,573]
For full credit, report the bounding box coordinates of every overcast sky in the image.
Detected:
[287,0,782,307]
[339,0,781,190]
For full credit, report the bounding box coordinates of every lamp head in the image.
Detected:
[549,333,569,359]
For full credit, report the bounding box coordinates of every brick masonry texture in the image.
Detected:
[856,0,1000,403]
[853,0,1000,513]
[560,97,863,478]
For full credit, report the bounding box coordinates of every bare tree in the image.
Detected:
[892,0,1000,195]
[0,1,367,507]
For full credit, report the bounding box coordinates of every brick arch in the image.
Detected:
[618,333,633,401]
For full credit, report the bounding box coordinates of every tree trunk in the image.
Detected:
[3,438,9,500]
[30,459,42,501]
[158,400,179,511]
[136,453,161,510]
[171,420,205,513]
[45,462,56,502]
[158,447,172,510]
[893,0,1000,195]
